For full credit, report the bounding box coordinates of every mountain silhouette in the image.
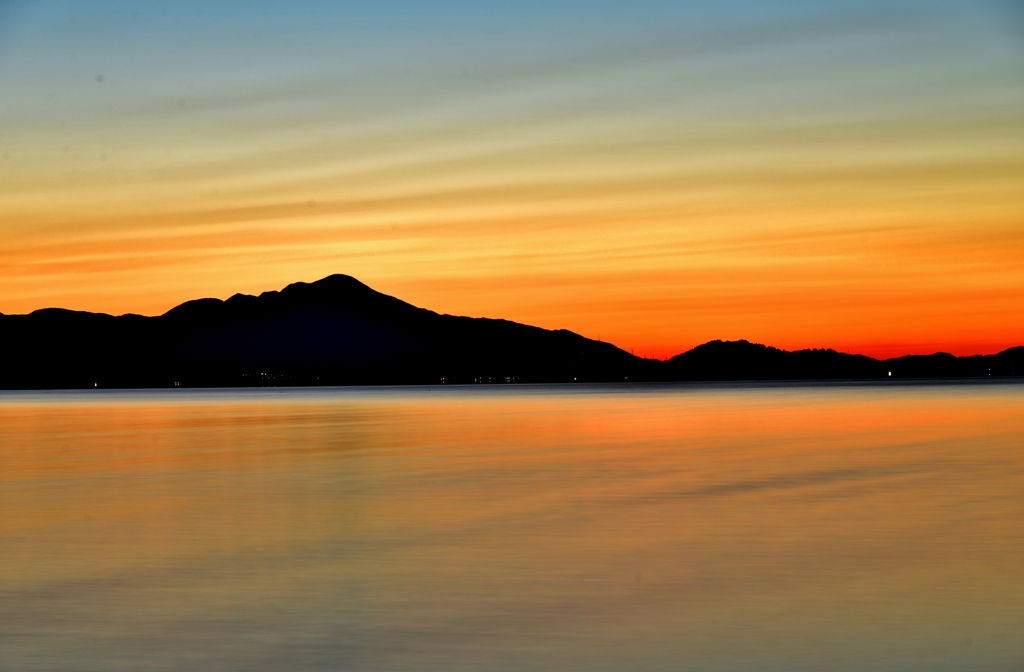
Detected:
[663,339,1023,380]
[0,275,1020,388]
[0,275,649,388]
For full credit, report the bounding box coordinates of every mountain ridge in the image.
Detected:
[1,274,1021,388]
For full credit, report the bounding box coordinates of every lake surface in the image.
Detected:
[1,382,1023,671]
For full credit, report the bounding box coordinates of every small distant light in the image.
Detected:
[888,371,892,377]
[94,382,97,387]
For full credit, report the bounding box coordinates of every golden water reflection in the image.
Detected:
[1,383,1023,671]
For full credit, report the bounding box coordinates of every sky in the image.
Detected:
[0,0,1022,359]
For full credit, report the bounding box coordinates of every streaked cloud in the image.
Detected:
[0,0,1022,357]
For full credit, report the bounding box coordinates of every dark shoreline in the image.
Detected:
[3,377,1023,398]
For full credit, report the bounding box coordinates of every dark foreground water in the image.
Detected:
[1,382,1023,671]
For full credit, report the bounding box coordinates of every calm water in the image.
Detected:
[1,382,1023,671]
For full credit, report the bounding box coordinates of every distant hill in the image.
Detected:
[0,275,1020,388]
[664,339,1023,381]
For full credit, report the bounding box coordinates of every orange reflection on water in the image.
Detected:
[1,384,1023,671]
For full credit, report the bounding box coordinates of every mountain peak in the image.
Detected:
[162,274,414,321]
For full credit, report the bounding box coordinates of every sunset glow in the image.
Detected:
[1,1,1022,358]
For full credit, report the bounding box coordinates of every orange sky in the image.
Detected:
[1,1,1022,359]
